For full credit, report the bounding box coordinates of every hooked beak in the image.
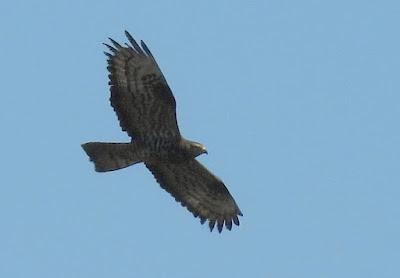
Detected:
[202,147,208,155]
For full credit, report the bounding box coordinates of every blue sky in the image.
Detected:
[1,1,399,277]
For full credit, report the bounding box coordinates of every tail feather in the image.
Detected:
[81,142,142,172]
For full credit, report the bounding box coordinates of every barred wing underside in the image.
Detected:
[105,31,180,143]
[145,159,242,233]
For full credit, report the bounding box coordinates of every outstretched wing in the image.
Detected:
[105,31,180,142]
[145,159,243,233]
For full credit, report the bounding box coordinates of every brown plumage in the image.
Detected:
[82,31,242,233]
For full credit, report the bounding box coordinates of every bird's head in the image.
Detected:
[185,140,208,158]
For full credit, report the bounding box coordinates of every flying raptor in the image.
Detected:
[82,31,242,233]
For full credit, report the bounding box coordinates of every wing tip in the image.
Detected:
[202,212,242,233]
[124,30,144,55]
[103,43,117,54]
[108,37,122,49]
[103,51,113,58]
[140,40,153,57]
[217,219,224,233]
[208,220,216,232]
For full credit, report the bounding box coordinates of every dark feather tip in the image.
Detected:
[140,40,153,57]
[124,30,134,42]
[125,30,143,54]
[209,220,216,232]
[109,38,122,49]
[217,219,224,233]
[103,43,117,53]
[200,217,206,225]
[233,215,240,226]
[103,51,113,58]
[225,219,233,231]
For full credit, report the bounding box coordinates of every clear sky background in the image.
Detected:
[1,1,399,277]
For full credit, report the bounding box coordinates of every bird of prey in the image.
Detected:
[82,31,242,233]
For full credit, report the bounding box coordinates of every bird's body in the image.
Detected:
[82,31,242,232]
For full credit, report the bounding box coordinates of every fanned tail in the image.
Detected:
[81,142,142,172]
